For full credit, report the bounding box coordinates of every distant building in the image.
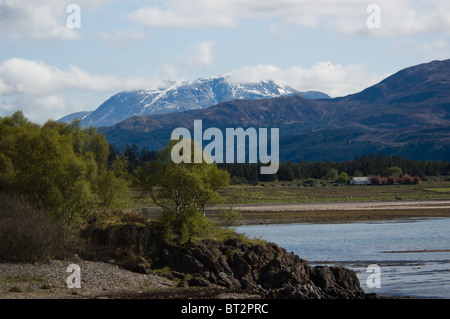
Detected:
[350,177,372,185]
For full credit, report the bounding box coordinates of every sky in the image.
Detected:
[1,0,450,124]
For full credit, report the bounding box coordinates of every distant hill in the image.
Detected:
[59,75,330,127]
[99,59,450,162]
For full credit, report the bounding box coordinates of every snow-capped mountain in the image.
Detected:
[59,75,330,127]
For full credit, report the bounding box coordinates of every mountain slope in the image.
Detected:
[99,59,450,162]
[57,111,92,123]
[60,75,330,128]
[334,59,450,129]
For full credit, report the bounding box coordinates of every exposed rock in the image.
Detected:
[153,238,375,299]
[182,254,204,274]
[187,275,212,287]
[310,266,336,289]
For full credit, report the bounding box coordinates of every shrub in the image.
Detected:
[337,172,349,184]
[9,286,23,293]
[218,209,242,230]
[386,167,402,178]
[0,193,65,262]
[399,174,415,184]
[325,168,338,181]
[370,175,382,185]
[159,207,213,243]
[387,176,397,185]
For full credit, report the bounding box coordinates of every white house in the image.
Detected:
[350,177,372,185]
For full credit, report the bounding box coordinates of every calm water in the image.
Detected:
[236,218,450,299]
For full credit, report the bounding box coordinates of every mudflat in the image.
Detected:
[208,200,450,224]
[232,199,450,211]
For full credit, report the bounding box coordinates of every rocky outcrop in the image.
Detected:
[153,238,374,299]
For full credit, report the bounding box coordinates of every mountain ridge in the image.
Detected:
[59,75,330,128]
[98,59,450,162]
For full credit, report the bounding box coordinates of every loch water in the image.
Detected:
[236,217,450,299]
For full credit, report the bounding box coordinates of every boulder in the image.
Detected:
[187,275,212,287]
[182,254,204,274]
[310,266,336,288]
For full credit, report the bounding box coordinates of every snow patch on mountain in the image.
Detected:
[59,75,329,127]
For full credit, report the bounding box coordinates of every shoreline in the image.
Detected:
[211,203,450,225]
[232,208,450,225]
[140,199,450,225]
[230,208,450,300]
[2,200,449,300]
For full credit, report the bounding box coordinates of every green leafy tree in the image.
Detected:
[337,171,349,184]
[135,140,230,240]
[95,156,132,209]
[0,111,132,237]
[325,168,339,181]
[386,166,402,178]
[136,141,229,214]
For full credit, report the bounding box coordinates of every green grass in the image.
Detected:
[131,181,450,222]
[218,181,450,205]
[424,187,450,193]
[9,286,23,293]
[152,267,173,277]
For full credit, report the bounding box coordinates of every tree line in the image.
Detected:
[217,154,450,183]
[115,143,450,183]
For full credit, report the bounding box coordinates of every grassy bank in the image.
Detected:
[134,180,450,208]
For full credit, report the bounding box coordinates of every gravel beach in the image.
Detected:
[0,258,173,299]
[0,259,262,299]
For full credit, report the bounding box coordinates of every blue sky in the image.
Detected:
[1,0,449,123]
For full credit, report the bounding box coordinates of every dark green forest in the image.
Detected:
[116,142,450,184]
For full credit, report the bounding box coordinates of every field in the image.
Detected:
[218,180,450,205]
[134,179,450,225]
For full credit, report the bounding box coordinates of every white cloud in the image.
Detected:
[0,101,15,112]
[395,39,450,62]
[0,0,109,41]
[155,41,215,80]
[0,42,216,122]
[227,62,387,97]
[178,41,215,68]
[0,0,78,41]
[0,56,388,123]
[128,2,239,28]
[128,0,450,38]
[3,0,449,42]
[0,58,163,94]
[0,58,166,123]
